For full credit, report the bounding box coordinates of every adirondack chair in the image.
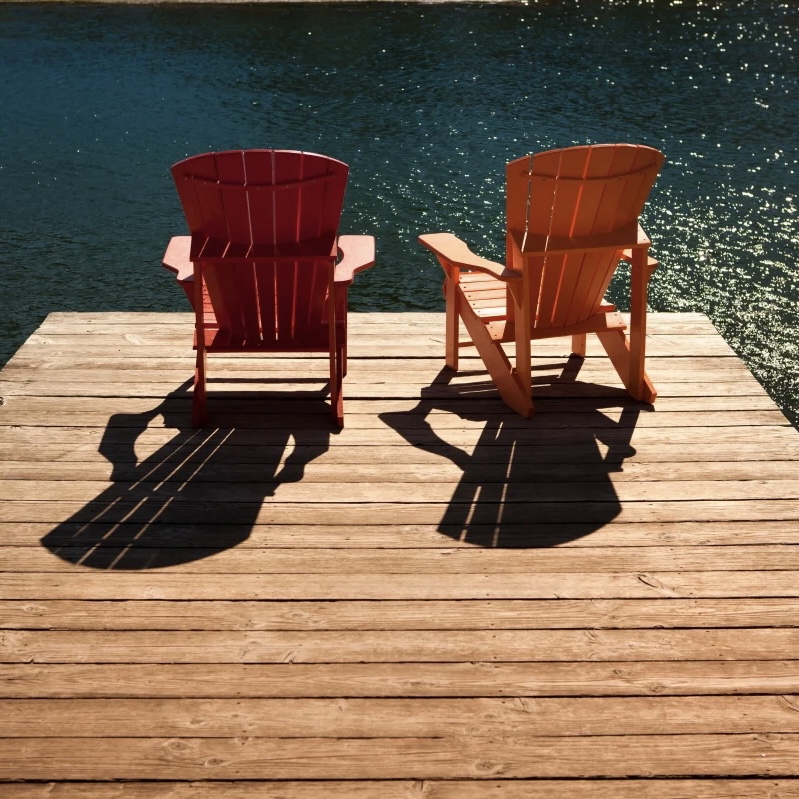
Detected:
[419,143,664,417]
[162,149,375,427]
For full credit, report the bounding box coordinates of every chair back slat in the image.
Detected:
[239,150,275,250]
[273,150,305,246]
[171,149,349,349]
[505,144,663,330]
[215,151,250,247]
[173,153,230,246]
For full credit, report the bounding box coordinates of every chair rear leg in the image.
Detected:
[596,329,657,403]
[192,349,208,427]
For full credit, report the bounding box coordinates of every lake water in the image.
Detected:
[1,1,797,425]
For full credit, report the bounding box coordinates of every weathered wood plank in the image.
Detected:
[0,442,795,468]
[2,459,797,483]
[2,500,798,528]
[4,379,772,400]
[1,477,797,504]
[21,325,725,342]
[6,545,799,574]
[2,734,799,779]
[3,520,797,549]
[10,318,735,336]
[5,432,789,464]
[4,598,798,631]
[3,661,798,699]
[1,779,797,799]
[5,570,799,600]
[3,628,799,663]
[4,696,799,738]
[30,309,718,327]
[0,425,793,451]
[0,404,789,431]
[7,332,738,358]
[0,359,761,383]
[0,379,777,411]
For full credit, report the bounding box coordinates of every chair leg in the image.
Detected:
[343,317,348,378]
[459,292,533,418]
[596,329,657,403]
[444,275,460,371]
[192,349,208,427]
[329,327,345,428]
[571,333,587,357]
[341,291,348,378]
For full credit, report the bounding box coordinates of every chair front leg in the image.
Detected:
[329,327,345,428]
[444,262,461,372]
[328,279,344,428]
[511,277,532,404]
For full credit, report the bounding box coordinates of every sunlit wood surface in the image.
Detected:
[1,311,799,798]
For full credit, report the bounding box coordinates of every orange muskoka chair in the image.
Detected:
[162,149,375,428]
[419,143,665,417]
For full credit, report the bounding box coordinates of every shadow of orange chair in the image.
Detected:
[162,149,375,427]
[419,143,664,417]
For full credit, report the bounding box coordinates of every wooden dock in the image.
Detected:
[1,310,799,797]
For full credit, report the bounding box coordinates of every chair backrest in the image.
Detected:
[506,143,664,330]
[171,149,349,348]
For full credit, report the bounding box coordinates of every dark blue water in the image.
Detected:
[1,2,797,424]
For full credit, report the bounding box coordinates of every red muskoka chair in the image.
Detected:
[162,149,375,427]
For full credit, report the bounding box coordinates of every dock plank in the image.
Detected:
[4,695,799,737]
[3,781,799,799]
[3,597,799,630]
[2,734,799,780]
[6,544,799,573]
[4,627,799,663]
[3,661,799,699]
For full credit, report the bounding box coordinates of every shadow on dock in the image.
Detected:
[40,357,646,566]
[40,381,332,569]
[380,359,643,548]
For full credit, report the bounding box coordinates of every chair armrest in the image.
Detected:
[162,236,194,284]
[334,235,376,286]
[418,232,520,281]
